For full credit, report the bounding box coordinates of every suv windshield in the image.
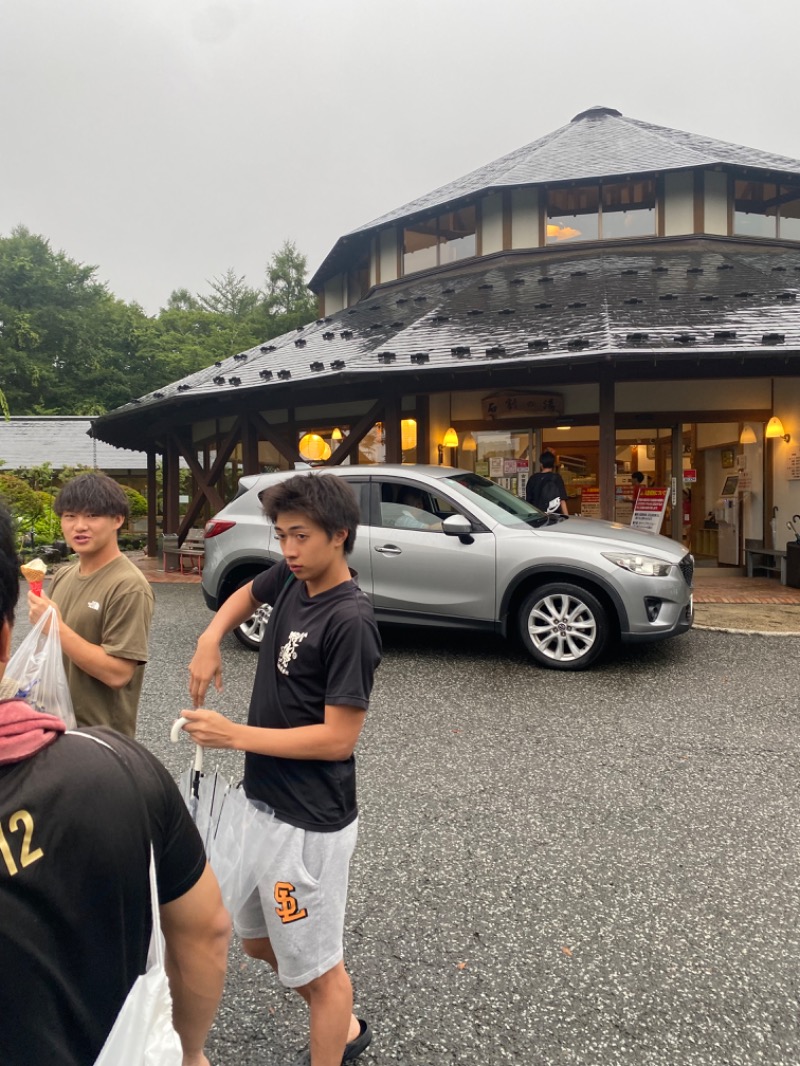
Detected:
[442,472,555,527]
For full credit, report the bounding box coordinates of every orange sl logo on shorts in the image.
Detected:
[274,881,308,924]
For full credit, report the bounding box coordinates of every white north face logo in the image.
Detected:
[277,630,308,676]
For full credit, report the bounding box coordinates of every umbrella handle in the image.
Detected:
[170,716,204,774]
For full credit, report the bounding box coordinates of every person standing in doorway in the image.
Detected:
[28,473,154,736]
[183,473,382,1066]
[526,451,569,515]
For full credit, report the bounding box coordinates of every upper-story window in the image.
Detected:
[403,206,476,274]
[547,179,656,243]
[734,180,800,240]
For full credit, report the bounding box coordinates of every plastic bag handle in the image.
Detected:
[170,716,203,773]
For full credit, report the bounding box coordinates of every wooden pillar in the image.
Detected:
[163,438,180,535]
[384,393,401,464]
[146,449,158,558]
[241,414,260,475]
[671,423,684,544]
[598,375,616,521]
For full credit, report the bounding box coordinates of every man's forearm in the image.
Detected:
[202,583,259,642]
[57,622,136,688]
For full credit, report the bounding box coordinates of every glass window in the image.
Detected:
[546,186,600,243]
[601,179,656,238]
[377,481,446,531]
[734,180,778,238]
[779,184,800,240]
[438,206,477,264]
[403,206,476,275]
[403,219,438,273]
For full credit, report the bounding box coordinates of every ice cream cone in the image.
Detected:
[20,558,47,597]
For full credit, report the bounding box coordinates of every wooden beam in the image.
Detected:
[250,412,301,466]
[320,400,386,465]
[146,449,158,558]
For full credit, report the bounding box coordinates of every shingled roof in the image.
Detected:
[92,239,800,448]
[311,106,800,289]
[0,417,148,470]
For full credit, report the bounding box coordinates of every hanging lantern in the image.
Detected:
[298,433,331,461]
[401,419,417,451]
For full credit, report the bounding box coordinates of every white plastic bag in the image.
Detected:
[93,848,183,1066]
[6,606,76,728]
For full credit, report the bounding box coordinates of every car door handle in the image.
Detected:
[374,544,402,555]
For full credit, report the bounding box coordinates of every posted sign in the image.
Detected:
[630,487,670,534]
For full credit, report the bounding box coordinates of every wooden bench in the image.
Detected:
[178,529,206,574]
[745,546,787,584]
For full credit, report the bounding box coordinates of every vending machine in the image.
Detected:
[716,474,740,565]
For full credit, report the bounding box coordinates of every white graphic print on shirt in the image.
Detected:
[277,630,308,676]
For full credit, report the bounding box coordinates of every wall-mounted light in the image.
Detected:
[461,432,477,452]
[331,427,343,442]
[765,416,790,443]
[442,427,459,448]
[739,425,757,444]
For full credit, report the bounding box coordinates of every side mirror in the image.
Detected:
[442,514,472,537]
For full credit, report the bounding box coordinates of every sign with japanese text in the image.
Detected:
[482,392,564,420]
[630,487,670,534]
[581,487,601,518]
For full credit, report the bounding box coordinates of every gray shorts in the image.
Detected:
[233,801,358,988]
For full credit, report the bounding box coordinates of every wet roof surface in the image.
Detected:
[98,242,800,432]
[0,417,149,469]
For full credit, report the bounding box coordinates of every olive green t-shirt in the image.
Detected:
[49,555,155,736]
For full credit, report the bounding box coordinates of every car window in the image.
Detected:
[443,472,550,528]
[377,481,446,532]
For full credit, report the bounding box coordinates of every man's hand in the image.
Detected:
[28,590,60,628]
[180,708,239,749]
[188,636,224,707]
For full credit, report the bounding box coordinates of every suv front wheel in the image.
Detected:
[519,582,610,670]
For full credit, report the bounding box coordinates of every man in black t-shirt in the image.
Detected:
[185,473,382,1066]
[0,503,230,1066]
[526,450,569,515]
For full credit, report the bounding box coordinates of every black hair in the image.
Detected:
[631,471,645,484]
[54,473,130,521]
[539,451,556,469]
[0,503,20,627]
[260,473,360,554]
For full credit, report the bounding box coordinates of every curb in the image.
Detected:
[693,622,800,637]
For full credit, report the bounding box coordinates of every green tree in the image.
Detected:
[196,269,260,319]
[263,240,317,327]
[0,472,45,540]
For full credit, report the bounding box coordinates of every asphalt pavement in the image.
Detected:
[135,585,800,1066]
[13,585,800,1065]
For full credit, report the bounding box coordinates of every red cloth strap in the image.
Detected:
[0,699,66,765]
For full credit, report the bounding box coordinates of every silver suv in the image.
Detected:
[200,465,693,670]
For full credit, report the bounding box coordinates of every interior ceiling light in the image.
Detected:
[556,425,571,431]
[442,427,459,449]
[765,416,790,443]
[401,419,417,452]
[546,222,581,241]
[298,433,331,461]
[739,425,757,445]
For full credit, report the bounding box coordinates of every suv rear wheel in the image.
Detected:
[234,604,271,650]
[518,582,610,670]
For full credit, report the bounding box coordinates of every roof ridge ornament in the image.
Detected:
[571,105,623,122]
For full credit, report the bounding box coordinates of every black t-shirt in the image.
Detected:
[526,469,567,512]
[244,561,382,832]
[0,723,207,1066]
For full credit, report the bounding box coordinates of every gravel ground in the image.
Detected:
[13,586,800,1065]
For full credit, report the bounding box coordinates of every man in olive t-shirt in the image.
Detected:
[28,474,154,736]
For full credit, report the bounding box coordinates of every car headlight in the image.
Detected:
[602,552,674,577]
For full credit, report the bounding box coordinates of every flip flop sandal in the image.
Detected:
[290,1018,372,1065]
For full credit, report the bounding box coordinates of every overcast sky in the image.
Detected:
[3,0,800,314]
